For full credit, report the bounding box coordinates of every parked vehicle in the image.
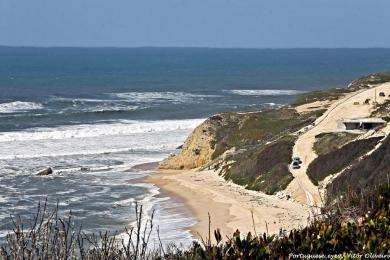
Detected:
[291,161,301,169]
[379,92,385,97]
[292,157,302,164]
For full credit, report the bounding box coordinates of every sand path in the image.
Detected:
[287,82,390,216]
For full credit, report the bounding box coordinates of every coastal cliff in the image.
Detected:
[159,113,241,169]
[159,72,390,197]
[159,108,324,194]
[159,108,322,170]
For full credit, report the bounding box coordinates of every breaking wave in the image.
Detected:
[0,101,43,113]
[0,118,205,142]
[111,91,219,104]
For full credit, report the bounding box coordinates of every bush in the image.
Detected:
[328,135,390,200]
[222,135,295,194]
[2,187,390,259]
[307,137,382,185]
[313,132,358,156]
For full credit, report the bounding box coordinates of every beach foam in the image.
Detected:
[0,101,43,113]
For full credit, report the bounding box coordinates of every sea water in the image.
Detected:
[0,47,389,245]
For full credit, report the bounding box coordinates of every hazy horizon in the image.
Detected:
[2,46,390,50]
[1,0,390,48]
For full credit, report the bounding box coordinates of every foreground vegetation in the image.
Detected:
[1,185,389,259]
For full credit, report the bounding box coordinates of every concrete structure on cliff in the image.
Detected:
[339,118,386,130]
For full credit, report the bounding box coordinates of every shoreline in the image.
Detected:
[147,169,231,242]
[126,163,197,245]
[147,168,309,242]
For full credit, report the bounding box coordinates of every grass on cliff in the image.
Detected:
[291,88,350,107]
[292,72,390,107]
[349,71,390,90]
[2,186,390,259]
[212,108,325,160]
[222,135,295,195]
[307,137,383,185]
[327,134,390,200]
[209,108,326,195]
[313,132,359,156]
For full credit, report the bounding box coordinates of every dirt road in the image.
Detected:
[286,82,390,217]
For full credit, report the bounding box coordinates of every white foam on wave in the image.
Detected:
[51,97,122,103]
[58,104,141,114]
[111,91,219,104]
[0,118,205,142]
[0,118,201,245]
[0,119,204,160]
[0,147,161,160]
[89,105,140,113]
[50,96,142,113]
[0,101,43,113]
[116,183,195,247]
[226,89,306,96]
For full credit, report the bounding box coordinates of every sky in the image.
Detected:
[1,0,390,48]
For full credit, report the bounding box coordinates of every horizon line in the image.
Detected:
[1,45,390,50]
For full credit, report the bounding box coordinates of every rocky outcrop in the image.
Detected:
[36,167,53,176]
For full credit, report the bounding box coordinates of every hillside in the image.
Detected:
[159,108,324,194]
[159,72,390,200]
[327,134,390,199]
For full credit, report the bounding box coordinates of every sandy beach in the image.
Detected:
[148,168,308,241]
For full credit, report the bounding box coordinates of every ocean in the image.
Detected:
[0,47,389,245]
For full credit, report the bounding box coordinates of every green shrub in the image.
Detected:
[313,132,358,156]
[211,108,325,159]
[328,135,390,200]
[2,187,389,259]
[222,135,296,194]
[307,137,382,185]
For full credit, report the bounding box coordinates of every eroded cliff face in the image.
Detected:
[158,122,214,169]
[158,108,321,170]
[158,114,241,169]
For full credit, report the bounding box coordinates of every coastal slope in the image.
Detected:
[151,72,390,239]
